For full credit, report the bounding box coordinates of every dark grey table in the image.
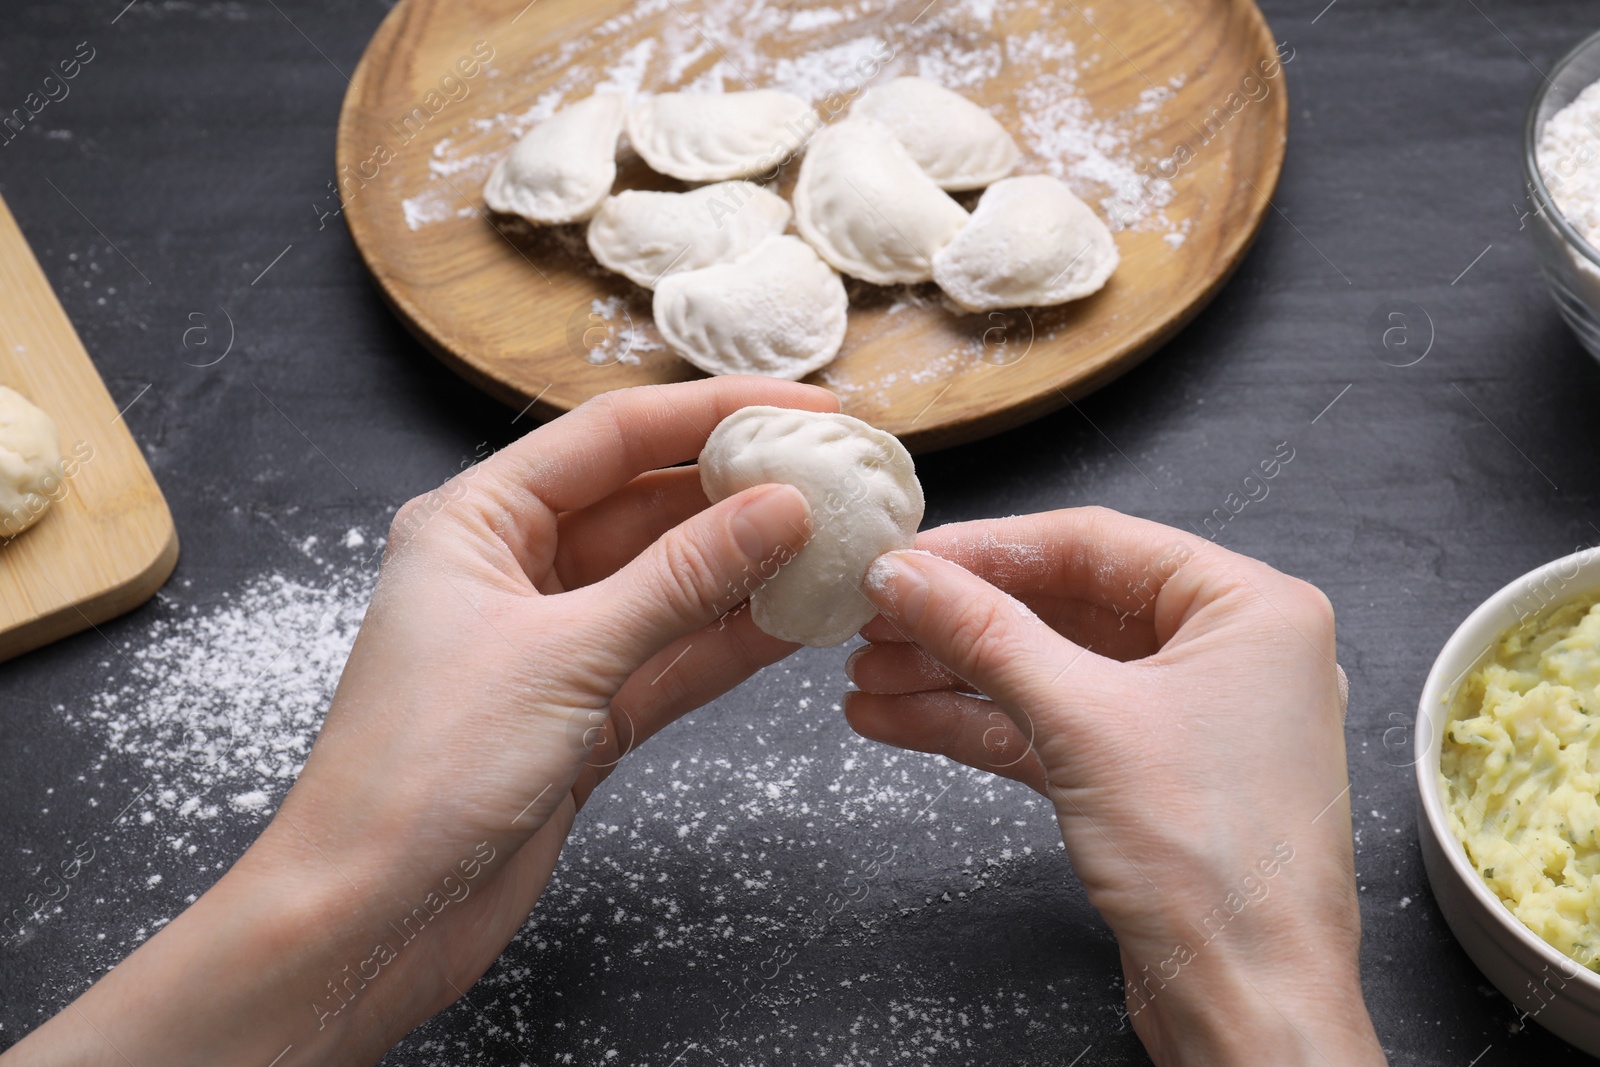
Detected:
[3,1,1598,1063]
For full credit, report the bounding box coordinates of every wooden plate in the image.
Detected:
[0,194,178,662]
[337,0,1286,451]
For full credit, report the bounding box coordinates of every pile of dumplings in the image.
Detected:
[483,77,1120,381]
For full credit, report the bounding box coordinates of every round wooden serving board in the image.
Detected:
[337,0,1287,452]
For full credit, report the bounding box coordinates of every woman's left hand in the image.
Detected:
[7,377,831,1067]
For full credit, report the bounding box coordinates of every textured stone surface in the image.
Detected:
[2,2,1599,1062]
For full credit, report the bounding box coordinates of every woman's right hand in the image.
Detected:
[847,508,1386,1067]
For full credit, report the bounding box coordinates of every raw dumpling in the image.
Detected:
[586,182,792,289]
[793,117,969,285]
[851,77,1019,191]
[932,175,1118,310]
[699,406,923,647]
[483,93,627,224]
[627,90,814,182]
[653,236,847,380]
[0,385,62,538]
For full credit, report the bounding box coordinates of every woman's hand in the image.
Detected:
[847,508,1385,1067]
[7,377,832,1067]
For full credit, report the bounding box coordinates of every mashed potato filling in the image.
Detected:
[1442,599,1600,970]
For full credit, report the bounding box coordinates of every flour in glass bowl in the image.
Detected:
[1538,78,1600,248]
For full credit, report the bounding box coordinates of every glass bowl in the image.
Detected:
[1525,27,1600,362]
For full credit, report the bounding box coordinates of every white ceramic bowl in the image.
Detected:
[1526,28,1600,364]
[1416,546,1600,1052]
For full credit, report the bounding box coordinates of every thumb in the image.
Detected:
[587,483,812,668]
[862,549,1107,711]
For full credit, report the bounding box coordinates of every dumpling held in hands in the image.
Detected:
[699,406,923,647]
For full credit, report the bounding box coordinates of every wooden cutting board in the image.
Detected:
[337,0,1286,452]
[0,194,178,663]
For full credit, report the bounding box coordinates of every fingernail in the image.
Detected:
[732,484,809,560]
[863,551,928,628]
[844,643,868,683]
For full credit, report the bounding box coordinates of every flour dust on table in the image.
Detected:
[4,531,377,1014]
[25,517,1097,1064]
[395,652,1088,1067]
[62,533,378,830]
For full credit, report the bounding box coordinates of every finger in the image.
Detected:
[568,605,799,803]
[862,549,1111,712]
[843,689,1048,793]
[480,378,837,515]
[1033,598,1159,660]
[860,593,1159,662]
[581,482,812,668]
[554,467,707,590]
[846,640,969,695]
[904,508,1233,638]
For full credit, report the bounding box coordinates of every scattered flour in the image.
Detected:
[65,546,375,829]
[593,38,659,97]
[405,0,1189,245]
[788,7,848,32]
[1017,72,1173,233]
[401,193,459,232]
[770,37,893,100]
[582,295,651,366]
[28,520,1087,1063]
[228,790,270,812]
[400,654,1077,1065]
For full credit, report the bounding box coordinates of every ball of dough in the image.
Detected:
[0,386,62,537]
[699,406,923,647]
